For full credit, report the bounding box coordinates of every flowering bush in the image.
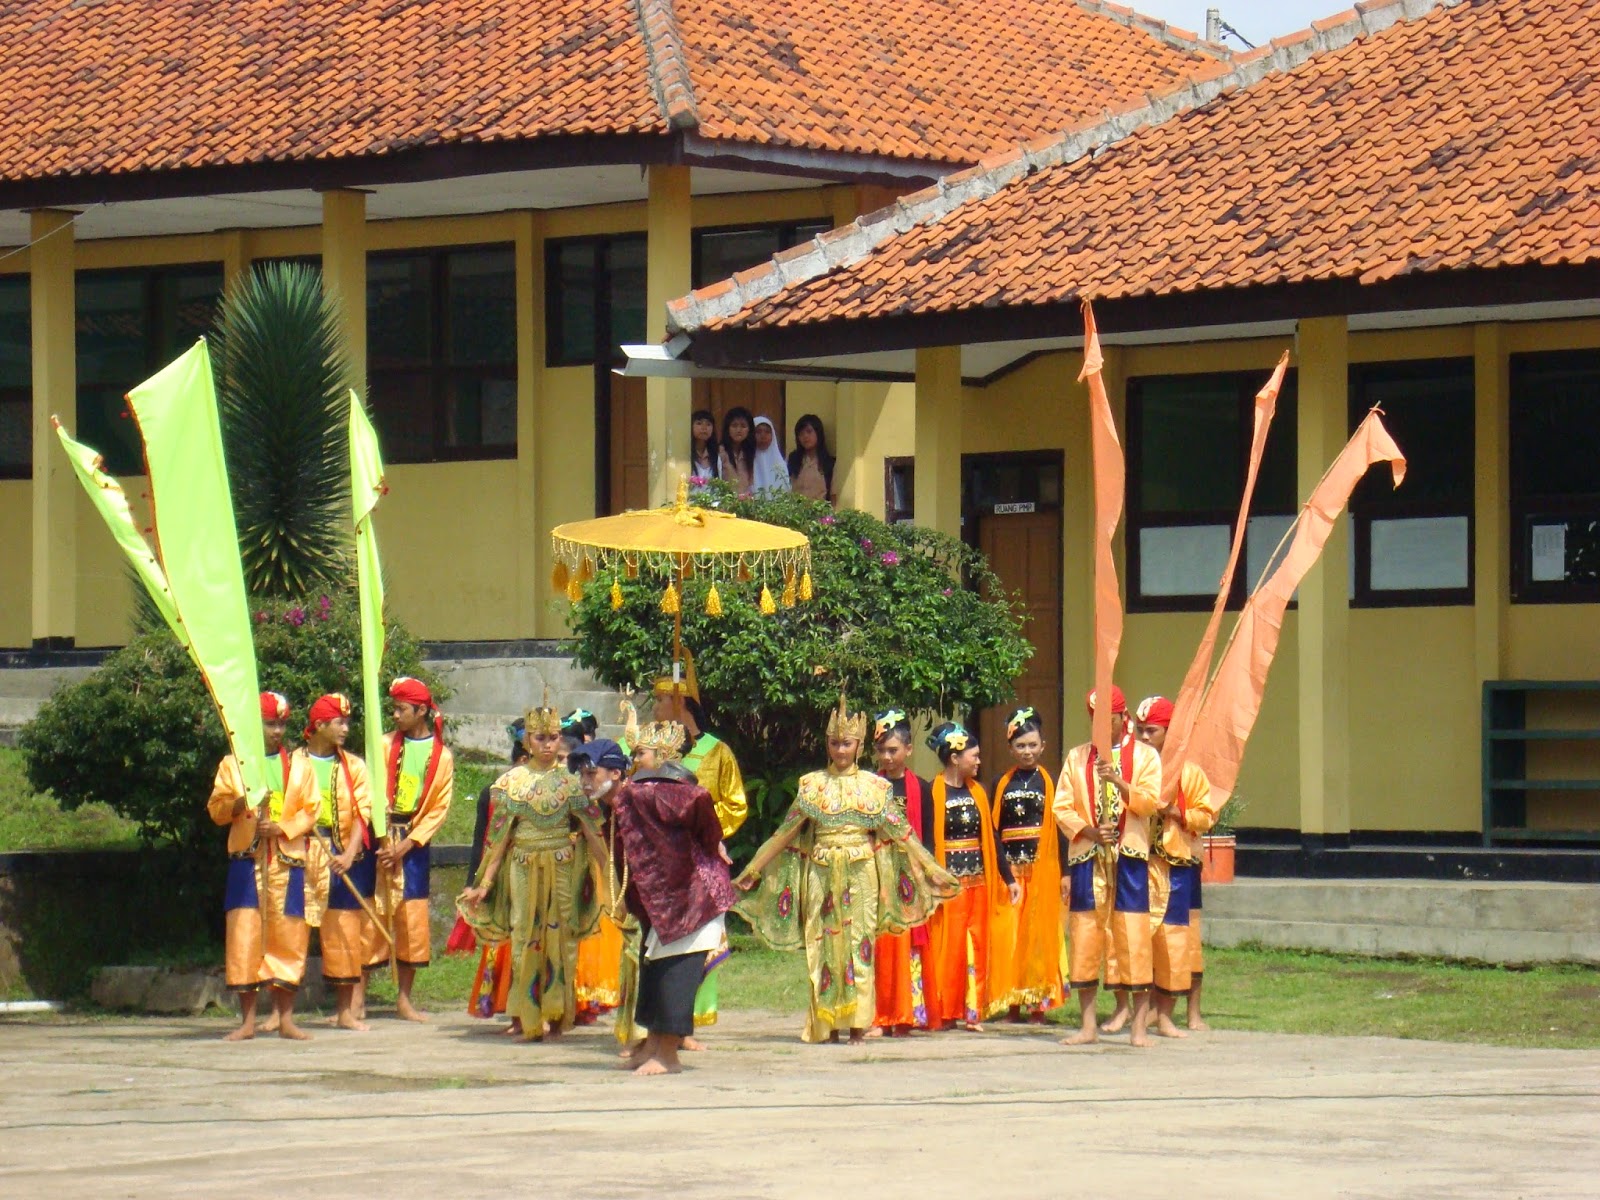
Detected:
[568,483,1032,850]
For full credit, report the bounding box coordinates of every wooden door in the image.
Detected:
[977,509,1064,782]
[694,379,787,453]
[609,373,649,514]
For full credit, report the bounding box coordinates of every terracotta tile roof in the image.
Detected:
[0,0,1222,191]
[670,0,1600,338]
[671,0,1229,164]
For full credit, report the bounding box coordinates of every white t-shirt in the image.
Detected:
[644,913,725,961]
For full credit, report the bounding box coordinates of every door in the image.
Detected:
[977,509,1064,775]
[609,373,649,514]
[694,378,787,454]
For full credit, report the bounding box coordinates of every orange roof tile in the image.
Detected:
[0,0,1222,194]
[671,0,1600,338]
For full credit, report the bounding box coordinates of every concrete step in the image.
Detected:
[1206,878,1600,964]
[425,654,621,755]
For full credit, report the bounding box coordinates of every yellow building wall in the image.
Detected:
[75,480,145,647]
[0,483,30,646]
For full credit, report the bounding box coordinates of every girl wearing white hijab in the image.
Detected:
[751,416,791,497]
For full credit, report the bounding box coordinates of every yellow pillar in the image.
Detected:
[219,230,248,296]
[1295,315,1350,845]
[1472,323,1509,684]
[320,190,367,400]
[833,382,889,513]
[515,211,544,637]
[29,209,77,649]
[646,165,691,507]
[913,345,962,538]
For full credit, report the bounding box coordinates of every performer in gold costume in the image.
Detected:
[736,695,958,1043]
[457,699,606,1041]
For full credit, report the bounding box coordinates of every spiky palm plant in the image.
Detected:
[210,262,351,598]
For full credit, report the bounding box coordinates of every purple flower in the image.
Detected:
[317,595,332,621]
[819,515,836,526]
[255,610,268,624]
[879,551,900,566]
[285,606,306,628]
[859,537,873,551]
[941,587,953,596]
[689,475,709,487]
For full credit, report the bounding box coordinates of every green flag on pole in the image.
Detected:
[125,340,267,800]
[350,389,388,837]
[53,419,192,653]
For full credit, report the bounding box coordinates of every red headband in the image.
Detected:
[305,693,351,736]
[388,676,433,709]
[1086,686,1127,716]
[1135,695,1174,727]
[260,691,290,722]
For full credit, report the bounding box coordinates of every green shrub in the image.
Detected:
[567,482,1032,851]
[21,588,445,857]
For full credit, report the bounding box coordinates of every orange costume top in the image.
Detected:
[1053,735,1162,862]
[1156,761,1217,865]
[378,730,455,845]
[294,747,372,854]
[208,749,318,857]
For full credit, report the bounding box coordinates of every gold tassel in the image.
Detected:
[610,579,624,610]
[567,577,584,603]
[661,581,681,615]
[759,584,777,616]
[781,577,797,608]
[552,562,570,593]
[784,564,797,587]
[705,584,723,618]
[799,570,814,602]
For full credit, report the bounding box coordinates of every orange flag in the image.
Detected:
[1081,300,1124,756]
[1182,408,1406,806]
[1162,351,1289,798]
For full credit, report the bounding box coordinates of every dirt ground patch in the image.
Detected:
[2,1009,1596,1198]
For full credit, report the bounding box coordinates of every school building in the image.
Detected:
[2,0,1597,852]
[643,0,1600,851]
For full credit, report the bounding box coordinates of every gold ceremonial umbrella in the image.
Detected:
[550,479,813,672]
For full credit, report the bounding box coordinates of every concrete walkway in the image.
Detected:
[1,1010,1595,1198]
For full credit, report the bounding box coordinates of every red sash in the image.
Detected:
[902,772,924,840]
[385,719,446,816]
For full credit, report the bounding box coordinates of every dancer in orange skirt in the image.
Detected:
[987,706,1064,1022]
[923,722,1020,1031]
[871,709,933,1035]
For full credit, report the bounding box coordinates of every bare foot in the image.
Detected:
[1155,1015,1188,1039]
[963,1021,985,1033]
[334,1011,369,1032]
[633,1057,681,1076]
[502,1020,524,1037]
[1005,1006,1024,1024]
[278,1019,312,1041]
[1187,1017,1211,1032]
[682,1036,707,1052]
[1059,1029,1098,1046]
[828,1030,840,1043]
[1028,1011,1048,1025]
[618,1040,646,1060]
[260,1015,280,1034]
[618,1046,652,1070]
[223,1025,255,1042]
[543,1025,564,1042]
[1100,1013,1129,1034]
[848,1028,867,1044]
[1129,1032,1152,1048]
[396,996,429,1023]
[864,1026,884,1039]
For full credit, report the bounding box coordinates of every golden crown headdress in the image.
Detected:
[633,720,686,759]
[525,684,562,737]
[826,688,868,743]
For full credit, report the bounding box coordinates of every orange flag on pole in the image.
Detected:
[1181,408,1406,806]
[1081,300,1124,756]
[1162,351,1289,798]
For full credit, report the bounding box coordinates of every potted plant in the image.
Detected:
[1201,794,1244,884]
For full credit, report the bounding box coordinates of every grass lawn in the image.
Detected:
[0,746,139,852]
[434,758,500,847]
[362,934,1600,1050]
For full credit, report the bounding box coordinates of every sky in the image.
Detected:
[1126,0,1354,46]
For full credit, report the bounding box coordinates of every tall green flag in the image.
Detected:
[53,419,192,653]
[350,390,388,837]
[125,340,267,799]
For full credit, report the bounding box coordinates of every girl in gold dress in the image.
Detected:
[736,696,957,1043]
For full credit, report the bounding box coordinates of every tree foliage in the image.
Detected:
[210,261,350,598]
[567,483,1033,773]
[22,591,444,855]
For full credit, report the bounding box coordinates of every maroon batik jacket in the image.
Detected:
[612,769,736,945]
